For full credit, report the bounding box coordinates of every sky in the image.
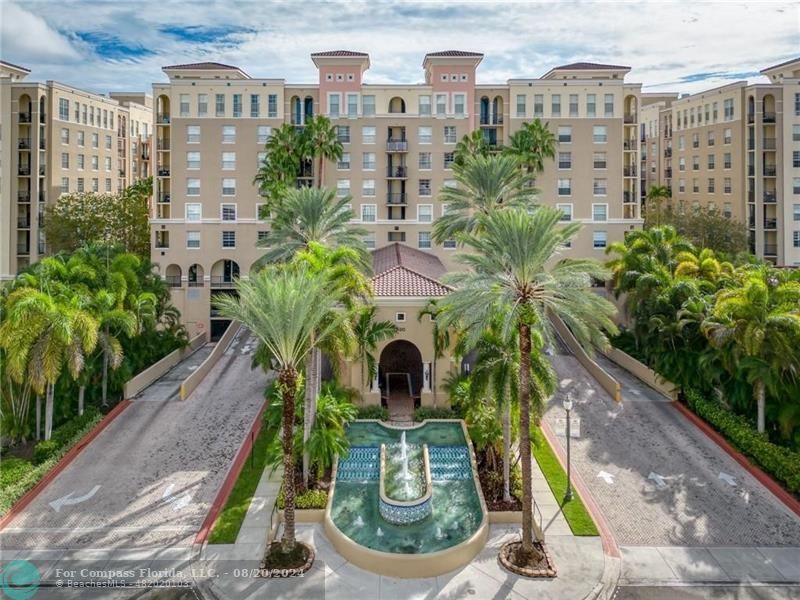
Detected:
[1,1,798,96]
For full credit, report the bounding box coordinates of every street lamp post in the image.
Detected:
[563,395,573,502]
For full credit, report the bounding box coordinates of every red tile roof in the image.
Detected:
[162,62,242,70]
[310,50,369,57]
[371,243,451,297]
[552,62,630,71]
[425,51,484,58]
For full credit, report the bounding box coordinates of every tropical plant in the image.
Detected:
[643,184,671,227]
[503,119,557,176]
[304,115,343,188]
[253,124,304,210]
[454,129,490,167]
[352,305,399,399]
[437,208,617,565]
[647,203,749,257]
[417,299,453,406]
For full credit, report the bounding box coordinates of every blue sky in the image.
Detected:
[2,1,797,95]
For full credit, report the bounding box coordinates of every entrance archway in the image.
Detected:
[379,340,423,420]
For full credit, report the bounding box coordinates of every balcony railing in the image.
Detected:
[623,166,637,177]
[624,114,636,124]
[40,113,46,123]
[763,218,777,230]
[747,113,755,124]
[17,216,30,228]
[18,191,30,202]
[210,276,236,288]
[387,193,407,205]
[747,139,755,150]
[764,166,776,177]
[763,112,776,123]
[18,139,31,149]
[165,276,182,288]
[764,244,777,256]
[157,139,170,150]
[623,140,636,151]
[748,189,755,202]
[623,191,635,203]
[16,244,30,255]
[39,166,45,176]
[763,138,776,150]
[748,166,755,176]
[386,139,408,152]
[158,168,170,177]
[664,168,672,178]
[19,113,31,123]
[764,192,776,203]
[387,166,408,178]
[18,167,30,176]
[39,139,46,150]
[158,193,171,203]
[479,114,504,125]
[156,114,171,124]
[188,279,204,288]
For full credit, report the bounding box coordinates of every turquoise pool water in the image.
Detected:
[330,420,485,554]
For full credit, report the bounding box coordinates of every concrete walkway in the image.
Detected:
[133,343,215,402]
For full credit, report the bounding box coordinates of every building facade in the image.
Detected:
[0,61,152,279]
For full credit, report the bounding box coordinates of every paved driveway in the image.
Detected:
[544,347,800,548]
[0,329,266,551]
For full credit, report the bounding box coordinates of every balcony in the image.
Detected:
[623,166,637,177]
[19,113,31,123]
[623,140,636,151]
[479,114,503,126]
[157,114,171,124]
[664,168,672,178]
[764,192,776,203]
[165,276,182,288]
[763,138,776,150]
[387,166,408,179]
[18,139,31,150]
[747,113,755,124]
[624,114,636,124]
[747,139,755,150]
[39,166,45,177]
[764,244,777,256]
[764,166,776,177]
[748,166,755,177]
[210,276,236,288]
[748,190,755,202]
[18,191,30,202]
[158,168,170,177]
[763,218,777,230]
[623,191,636,203]
[158,193,171,203]
[17,216,30,228]
[188,279,204,288]
[386,139,408,152]
[40,113,46,123]
[748,217,756,228]
[387,193,407,205]
[39,139,46,150]
[157,139,170,150]
[763,112,776,123]
[664,147,673,158]
[18,166,30,176]
[17,242,31,254]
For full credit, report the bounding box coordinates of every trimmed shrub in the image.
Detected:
[33,440,60,465]
[356,405,388,420]
[276,487,328,510]
[0,458,33,488]
[414,406,461,421]
[686,389,800,494]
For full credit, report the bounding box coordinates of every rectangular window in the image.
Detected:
[444,152,455,169]
[435,94,447,115]
[187,178,200,196]
[215,94,225,117]
[692,133,699,148]
[105,134,112,149]
[418,152,432,169]
[186,231,200,249]
[679,178,686,193]
[257,125,271,144]
[724,98,734,120]
[593,231,607,249]
[60,177,69,193]
[222,125,236,143]
[418,204,433,223]
[222,231,236,248]
[180,94,190,117]
[187,125,200,144]
[722,177,731,193]
[362,95,375,116]
[418,231,432,249]
[361,204,376,223]
[91,133,98,148]
[257,151,266,168]
[692,178,699,193]
[592,125,608,143]
[187,152,200,169]
[105,156,111,171]
[558,152,572,169]
[558,126,572,143]
[568,94,579,117]
[336,125,350,143]
[692,156,700,170]
[444,126,457,143]
[557,203,573,221]
[362,152,376,170]
[222,152,236,170]
[222,178,236,196]
[364,232,376,249]
[77,154,85,170]
[347,93,358,116]
[604,93,614,117]
[268,94,278,118]
[418,95,431,116]
[586,93,596,118]
[794,231,800,248]
[793,125,800,142]
[185,203,201,222]
[678,135,685,151]
[59,98,69,121]
[91,155,98,171]
[723,202,732,218]
[592,203,608,221]
[454,94,465,116]
[221,203,237,221]
[82,105,87,124]
[793,204,800,221]
[724,128,732,144]
[557,178,571,196]
[516,94,526,117]
[593,152,607,169]
[362,126,376,144]
[708,178,715,193]
[337,179,350,197]
[197,94,208,116]
[77,131,85,146]
[679,157,686,171]
[247,94,258,118]
[61,128,69,144]
[77,177,85,192]
[337,152,351,170]
[419,179,432,196]
[793,150,800,168]
[362,179,376,197]
[418,126,432,144]
[551,94,561,117]
[708,154,715,169]
[794,177,800,194]
[708,131,715,146]
[723,152,732,169]
[61,153,69,169]
[593,179,608,196]
[534,94,544,117]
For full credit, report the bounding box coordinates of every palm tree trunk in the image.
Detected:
[78,386,85,417]
[302,347,321,487]
[279,367,298,551]
[755,380,766,433]
[517,322,543,563]
[102,339,109,409]
[35,395,41,441]
[316,156,324,188]
[503,400,512,503]
[44,383,54,441]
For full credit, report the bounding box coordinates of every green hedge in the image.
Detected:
[32,408,102,465]
[414,406,461,421]
[686,390,800,494]
[276,487,328,510]
[356,405,388,420]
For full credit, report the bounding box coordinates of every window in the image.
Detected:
[419,179,432,196]
[337,179,350,197]
[557,178,571,196]
[222,126,236,143]
[593,179,608,196]
[724,128,732,144]
[215,94,225,117]
[593,152,607,169]
[185,203,201,222]
[91,155,98,171]
[604,93,614,117]
[364,232,376,249]
[61,177,69,193]
[534,94,544,117]
[187,152,200,169]
[337,153,351,170]
[179,94,190,117]
[794,125,800,142]
[551,94,561,117]
[556,203,573,221]
[362,95,375,116]
[418,231,432,249]
[250,94,260,118]
[795,93,800,116]
[723,152,732,169]
[198,94,208,116]
[59,98,69,121]
[708,131,715,146]
[558,126,572,143]
[418,126,432,144]
[61,153,69,169]
[692,178,699,193]
[362,152,376,170]
[186,231,200,249]
[793,204,800,222]
[105,135,111,149]
[592,203,608,221]
[592,125,608,143]
[222,152,236,170]
[435,94,447,115]
[222,231,236,248]
[586,93,596,117]
[362,179,376,197]
[360,204,376,222]
[267,94,278,118]
[793,150,800,168]
[328,93,340,117]
[558,152,572,169]
[257,151,266,168]
[721,177,731,193]
[77,177,85,192]
[795,231,800,248]
[362,126,376,144]
[418,152,432,169]
[444,152,455,169]
[723,202,732,218]
[154,231,169,249]
[82,105,87,124]
[794,177,800,194]
[257,125,271,144]
[187,125,200,144]
[454,94,465,116]
[516,94,526,117]
[723,98,734,121]
[569,94,579,117]
[187,178,200,196]
[418,204,433,223]
[221,203,237,221]
[336,125,350,143]
[395,312,407,322]
[77,131,85,146]
[692,133,699,148]
[692,155,700,171]
[418,95,431,115]
[77,154,85,170]
[61,128,69,144]
[708,178,715,193]
[679,157,686,171]
[708,154,715,170]
[222,178,236,196]
[105,157,111,171]
[593,231,607,249]
[444,126,457,143]
[679,178,686,193]
[678,135,685,151]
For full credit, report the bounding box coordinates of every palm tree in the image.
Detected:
[674,248,734,283]
[214,265,344,555]
[353,305,399,400]
[256,187,369,266]
[92,288,138,408]
[254,124,304,210]
[437,208,617,566]
[304,115,343,188]
[454,129,490,167]
[417,300,453,406]
[503,119,557,176]
[702,273,800,432]
[432,154,536,245]
[645,185,671,227]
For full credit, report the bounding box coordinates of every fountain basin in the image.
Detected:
[378,443,433,525]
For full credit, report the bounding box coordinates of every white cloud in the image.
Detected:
[1,1,81,63]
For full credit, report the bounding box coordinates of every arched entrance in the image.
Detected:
[379,340,423,420]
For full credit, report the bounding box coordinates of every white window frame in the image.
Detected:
[186,231,200,249]
[221,178,236,196]
[556,203,573,222]
[417,204,433,223]
[592,231,608,249]
[220,203,237,222]
[360,203,377,223]
[592,203,608,221]
[417,231,432,249]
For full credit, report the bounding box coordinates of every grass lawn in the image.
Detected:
[531,426,599,536]
[207,425,272,544]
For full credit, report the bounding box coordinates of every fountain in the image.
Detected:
[378,432,433,525]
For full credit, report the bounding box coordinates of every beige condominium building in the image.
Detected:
[0,61,152,279]
[639,57,800,266]
[150,50,643,405]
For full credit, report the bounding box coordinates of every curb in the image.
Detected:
[0,400,131,530]
[194,401,267,545]
[539,419,621,559]
[672,401,800,518]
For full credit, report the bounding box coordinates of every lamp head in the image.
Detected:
[563,397,574,412]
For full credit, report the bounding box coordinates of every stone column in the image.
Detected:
[371,372,379,393]
[423,362,432,392]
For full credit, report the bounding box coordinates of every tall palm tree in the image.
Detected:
[674,248,734,283]
[214,266,344,554]
[432,154,536,245]
[702,273,800,432]
[256,187,369,267]
[437,208,617,565]
[454,129,490,167]
[503,119,557,176]
[304,115,343,188]
[417,299,453,406]
[645,185,671,227]
[353,305,399,400]
[92,288,138,408]
[254,124,304,210]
